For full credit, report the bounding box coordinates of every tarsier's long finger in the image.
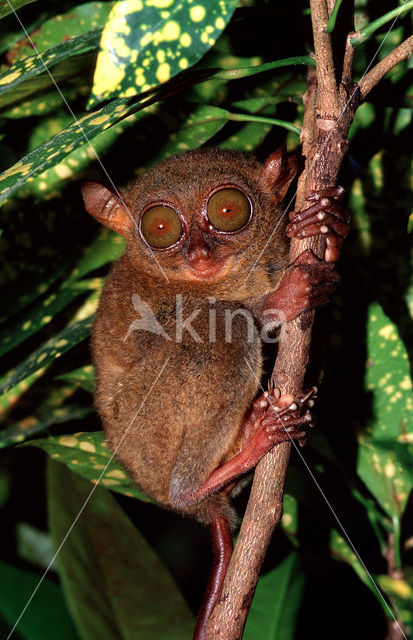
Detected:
[325,228,344,263]
[286,214,350,239]
[305,186,345,202]
[288,199,331,223]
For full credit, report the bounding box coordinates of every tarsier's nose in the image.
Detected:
[187,233,214,267]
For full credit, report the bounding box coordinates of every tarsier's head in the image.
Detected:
[82,147,297,293]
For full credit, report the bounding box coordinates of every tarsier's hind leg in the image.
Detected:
[195,387,315,501]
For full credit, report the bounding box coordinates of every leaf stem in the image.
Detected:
[350,1,413,46]
[228,112,301,134]
[213,56,315,80]
[325,0,344,33]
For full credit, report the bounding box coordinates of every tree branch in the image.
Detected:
[358,35,413,101]
[205,3,405,638]
[310,0,339,112]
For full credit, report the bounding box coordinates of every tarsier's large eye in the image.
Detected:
[140,206,183,248]
[207,188,251,232]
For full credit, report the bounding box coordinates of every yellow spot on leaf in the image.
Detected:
[378,325,396,340]
[215,17,225,29]
[384,462,396,478]
[398,432,413,443]
[79,441,96,453]
[156,62,170,83]
[140,31,153,48]
[0,70,20,85]
[55,165,73,180]
[107,469,126,479]
[93,43,125,97]
[115,37,131,58]
[162,20,180,40]
[180,33,191,47]
[190,5,206,22]
[282,513,292,526]
[59,436,78,447]
[149,0,173,6]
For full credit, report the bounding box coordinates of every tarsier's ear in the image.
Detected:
[260,146,298,199]
[81,182,134,237]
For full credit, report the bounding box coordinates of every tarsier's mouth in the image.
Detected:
[183,256,232,281]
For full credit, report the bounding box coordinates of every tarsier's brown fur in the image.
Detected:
[83,147,348,639]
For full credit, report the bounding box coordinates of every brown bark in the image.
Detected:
[206,3,412,638]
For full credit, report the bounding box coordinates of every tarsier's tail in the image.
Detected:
[193,513,233,640]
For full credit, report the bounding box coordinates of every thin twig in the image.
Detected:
[342,32,355,84]
[358,35,413,100]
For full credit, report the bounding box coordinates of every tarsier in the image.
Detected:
[82,147,349,639]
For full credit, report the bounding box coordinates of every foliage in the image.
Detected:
[0,1,412,639]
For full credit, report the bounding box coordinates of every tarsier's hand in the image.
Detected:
[269,186,350,320]
[286,186,350,262]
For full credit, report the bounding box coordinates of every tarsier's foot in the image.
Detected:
[195,387,317,501]
[286,186,350,262]
[245,386,316,449]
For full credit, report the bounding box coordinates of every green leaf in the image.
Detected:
[27,431,150,501]
[20,108,141,199]
[56,365,95,394]
[0,29,102,104]
[0,302,96,395]
[0,404,92,449]
[68,227,125,281]
[357,302,413,519]
[0,257,71,322]
[6,2,114,63]
[47,460,194,639]
[90,0,238,106]
[0,370,46,413]
[0,95,151,203]
[378,573,413,633]
[0,559,80,640]
[0,0,37,19]
[280,493,299,546]
[3,83,87,119]
[244,552,306,640]
[0,285,79,357]
[157,104,229,160]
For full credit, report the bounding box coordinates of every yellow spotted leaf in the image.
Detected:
[90,0,238,105]
[357,302,413,519]
[28,431,151,501]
